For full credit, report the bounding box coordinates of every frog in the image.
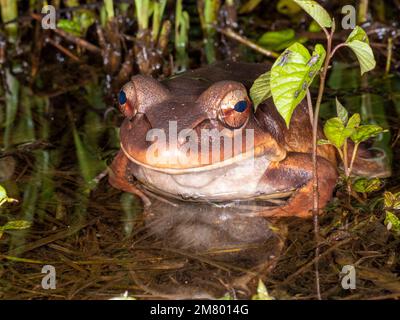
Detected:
[109,61,390,218]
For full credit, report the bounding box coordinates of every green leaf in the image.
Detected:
[346,113,361,129]
[239,0,263,14]
[293,0,332,28]
[353,178,381,193]
[0,184,18,207]
[323,117,355,149]
[270,42,326,127]
[0,220,32,231]
[346,26,370,44]
[385,211,400,235]
[276,0,301,16]
[75,10,96,34]
[57,19,82,36]
[250,71,271,111]
[351,124,386,144]
[383,192,400,210]
[345,27,376,75]
[252,279,275,300]
[57,10,95,37]
[318,139,331,145]
[335,98,348,124]
[0,185,8,204]
[308,20,321,32]
[258,29,297,51]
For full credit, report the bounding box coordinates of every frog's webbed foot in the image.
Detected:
[108,150,151,208]
[256,152,338,218]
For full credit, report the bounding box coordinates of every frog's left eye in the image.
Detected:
[218,90,251,128]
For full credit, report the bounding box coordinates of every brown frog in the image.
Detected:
[109,61,390,217]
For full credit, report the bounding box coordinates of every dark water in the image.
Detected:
[0,63,399,299]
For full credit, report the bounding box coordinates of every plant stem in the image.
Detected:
[330,43,346,60]
[348,143,360,175]
[104,0,114,22]
[306,89,314,126]
[311,23,335,301]
[343,139,352,203]
[343,140,349,177]
[0,0,18,43]
[385,37,393,77]
[358,0,369,24]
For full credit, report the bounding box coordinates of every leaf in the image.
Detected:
[0,184,18,207]
[308,20,321,32]
[346,113,361,129]
[293,0,332,28]
[252,279,275,300]
[385,211,400,235]
[318,139,331,145]
[346,26,370,44]
[239,0,262,14]
[0,185,6,199]
[57,10,95,37]
[270,42,326,127]
[57,19,82,36]
[250,71,271,111]
[353,178,381,193]
[335,98,348,124]
[0,220,32,231]
[323,117,355,149]
[383,192,400,210]
[351,124,386,144]
[345,26,376,75]
[276,0,301,16]
[258,29,297,51]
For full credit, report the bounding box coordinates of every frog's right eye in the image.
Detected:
[118,90,127,105]
[118,83,137,119]
[118,76,170,119]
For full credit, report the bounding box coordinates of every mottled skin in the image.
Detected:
[109,61,389,218]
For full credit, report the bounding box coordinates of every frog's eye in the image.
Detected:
[218,89,251,128]
[118,76,170,119]
[118,82,136,119]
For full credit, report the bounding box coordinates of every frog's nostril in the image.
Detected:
[119,90,127,105]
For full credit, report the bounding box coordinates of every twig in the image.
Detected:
[45,37,81,62]
[30,13,102,55]
[218,28,280,58]
[7,219,98,256]
[278,238,354,286]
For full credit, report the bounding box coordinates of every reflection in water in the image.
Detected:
[0,64,398,299]
[126,195,286,299]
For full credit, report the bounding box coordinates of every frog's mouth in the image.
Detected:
[121,140,284,175]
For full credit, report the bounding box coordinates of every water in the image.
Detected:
[0,63,399,299]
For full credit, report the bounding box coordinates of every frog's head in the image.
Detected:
[117,75,286,174]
